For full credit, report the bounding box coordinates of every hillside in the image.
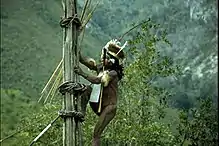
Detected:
[0,0,106,98]
[92,0,218,106]
[1,0,216,101]
[0,0,217,145]
[0,1,108,141]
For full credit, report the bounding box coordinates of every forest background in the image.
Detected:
[1,0,218,145]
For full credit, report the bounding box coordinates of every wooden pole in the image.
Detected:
[62,0,78,145]
[71,0,83,146]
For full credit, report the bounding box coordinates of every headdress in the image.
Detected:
[101,39,127,65]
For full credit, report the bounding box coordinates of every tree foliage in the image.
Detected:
[1,0,217,145]
[175,98,218,146]
[82,19,179,146]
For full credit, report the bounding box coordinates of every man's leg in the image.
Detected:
[80,85,92,116]
[92,105,117,146]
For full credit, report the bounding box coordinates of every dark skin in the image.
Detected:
[74,53,119,146]
[75,56,112,84]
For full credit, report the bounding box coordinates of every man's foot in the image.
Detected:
[58,81,87,95]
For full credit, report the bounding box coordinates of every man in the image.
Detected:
[59,39,127,146]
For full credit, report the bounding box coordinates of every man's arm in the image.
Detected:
[75,67,117,86]
[79,52,97,71]
[80,72,102,84]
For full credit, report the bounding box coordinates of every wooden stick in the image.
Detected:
[38,59,63,103]
[98,48,106,113]
[40,59,63,94]
[49,69,63,103]
[81,0,101,29]
[43,67,62,104]
[80,0,90,21]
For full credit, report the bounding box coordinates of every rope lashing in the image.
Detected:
[58,81,87,95]
[29,109,84,146]
[58,110,85,122]
[59,14,82,28]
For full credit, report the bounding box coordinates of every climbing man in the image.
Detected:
[58,39,127,146]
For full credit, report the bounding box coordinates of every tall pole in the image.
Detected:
[71,0,83,145]
[62,0,78,145]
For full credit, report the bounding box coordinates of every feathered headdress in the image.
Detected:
[102,39,127,65]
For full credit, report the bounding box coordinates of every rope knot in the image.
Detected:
[60,14,82,28]
[58,110,85,122]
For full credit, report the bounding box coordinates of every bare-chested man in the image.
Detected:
[59,39,127,146]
